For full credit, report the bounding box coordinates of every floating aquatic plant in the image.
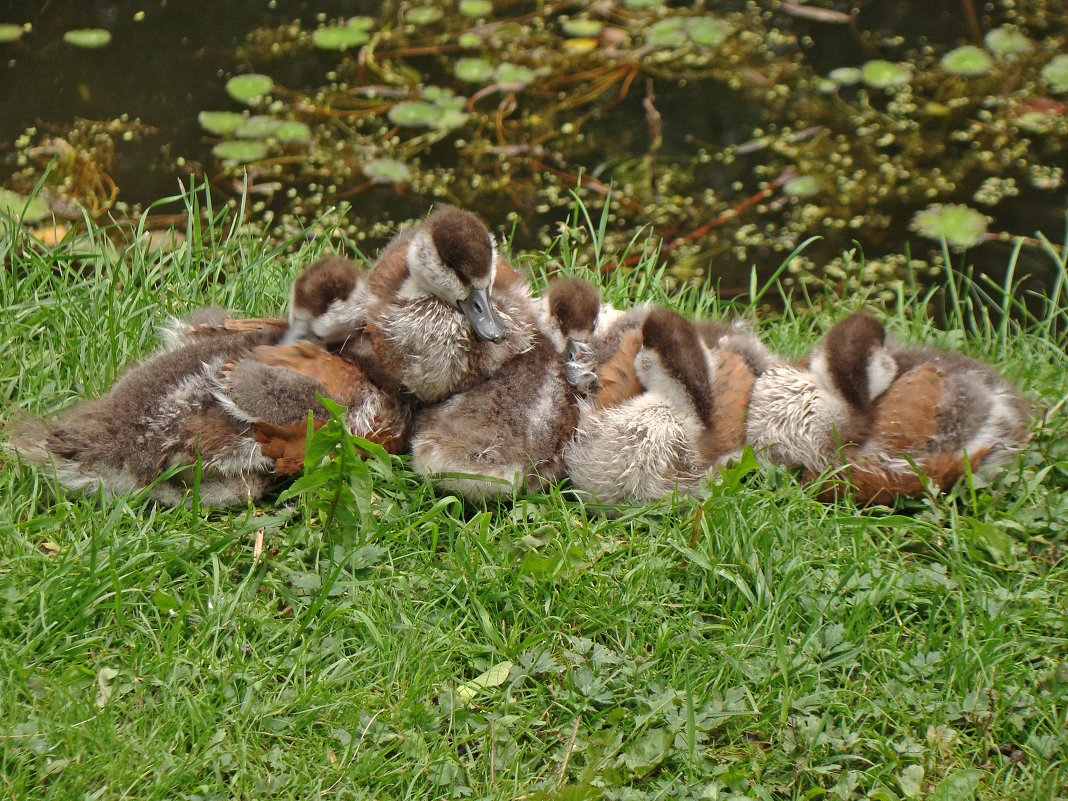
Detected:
[1041,55,1068,93]
[235,115,282,139]
[406,7,443,26]
[455,58,494,83]
[828,67,861,85]
[686,17,730,47]
[63,29,111,48]
[274,121,311,143]
[363,159,412,183]
[225,74,273,104]
[941,45,993,76]
[0,23,25,42]
[458,0,493,17]
[0,188,48,224]
[984,27,1032,56]
[494,62,536,86]
[212,140,269,164]
[783,175,821,198]
[198,111,246,136]
[561,19,604,38]
[911,204,990,248]
[312,24,370,50]
[861,60,911,89]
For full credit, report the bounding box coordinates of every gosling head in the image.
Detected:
[544,277,603,390]
[281,255,364,346]
[636,308,715,423]
[407,207,507,343]
[814,313,897,411]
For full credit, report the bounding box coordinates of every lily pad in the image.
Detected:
[388,101,442,127]
[911,204,990,248]
[1041,54,1068,93]
[494,62,536,86]
[941,45,993,76]
[783,175,821,198]
[861,59,911,89]
[274,121,312,142]
[0,24,25,43]
[984,27,1032,56]
[312,25,370,50]
[212,140,269,163]
[458,0,493,17]
[363,158,412,183]
[562,19,604,38]
[828,67,862,85]
[434,108,470,130]
[63,28,111,48]
[236,115,283,139]
[198,111,246,136]
[455,58,494,83]
[0,189,49,224]
[226,73,273,104]
[406,7,443,25]
[646,18,687,48]
[687,17,729,47]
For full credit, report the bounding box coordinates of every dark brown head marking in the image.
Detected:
[547,278,602,335]
[427,207,494,283]
[292,256,361,317]
[641,308,715,423]
[822,313,888,410]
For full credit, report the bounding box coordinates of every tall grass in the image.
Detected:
[1,191,1066,800]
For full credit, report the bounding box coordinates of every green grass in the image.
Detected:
[1,192,1067,801]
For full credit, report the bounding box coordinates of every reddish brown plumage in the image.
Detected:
[699,350,757,463]
[253,341,366,400]
[594,328,644,409]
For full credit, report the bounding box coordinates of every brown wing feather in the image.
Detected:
[594,328,644,409]
[870,363,946,451]
[702,351,756,461]
[253,342,365,400]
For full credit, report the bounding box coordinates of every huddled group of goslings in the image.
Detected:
[9,208,1032,508]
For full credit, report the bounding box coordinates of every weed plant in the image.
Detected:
[1,191,1066,800]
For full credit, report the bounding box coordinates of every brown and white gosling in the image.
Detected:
[563,308,719,504]
[8,311,292,506]
[535,277,649,394]
[744,313,896,474]
[813,321,1032,502]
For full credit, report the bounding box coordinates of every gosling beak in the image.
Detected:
[278,317,314,346]
[458,287,507,343]
[564,338,597,391]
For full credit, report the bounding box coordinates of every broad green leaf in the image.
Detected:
[198,110,245,136]
[941,45,993,76]
[0,189,49,224]
[363,158,412,183]
[63,28,111,48]
[861,59,911,89]
[235,115,282,139]
[455,57,494,83]
[0,23,25,42]
[212,140,269,163]
[898,765,924,798]
[225,73,273,104]
[458,0,493,17]
[312,25,370,50]
[931,769,983,801]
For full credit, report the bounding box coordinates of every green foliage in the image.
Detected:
[1,197,1067,799]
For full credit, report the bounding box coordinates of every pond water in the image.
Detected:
[2,0,1066,301]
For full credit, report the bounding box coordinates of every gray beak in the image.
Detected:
[278,318,313,346]
[564,339,597,391]
[458,287,507,343]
